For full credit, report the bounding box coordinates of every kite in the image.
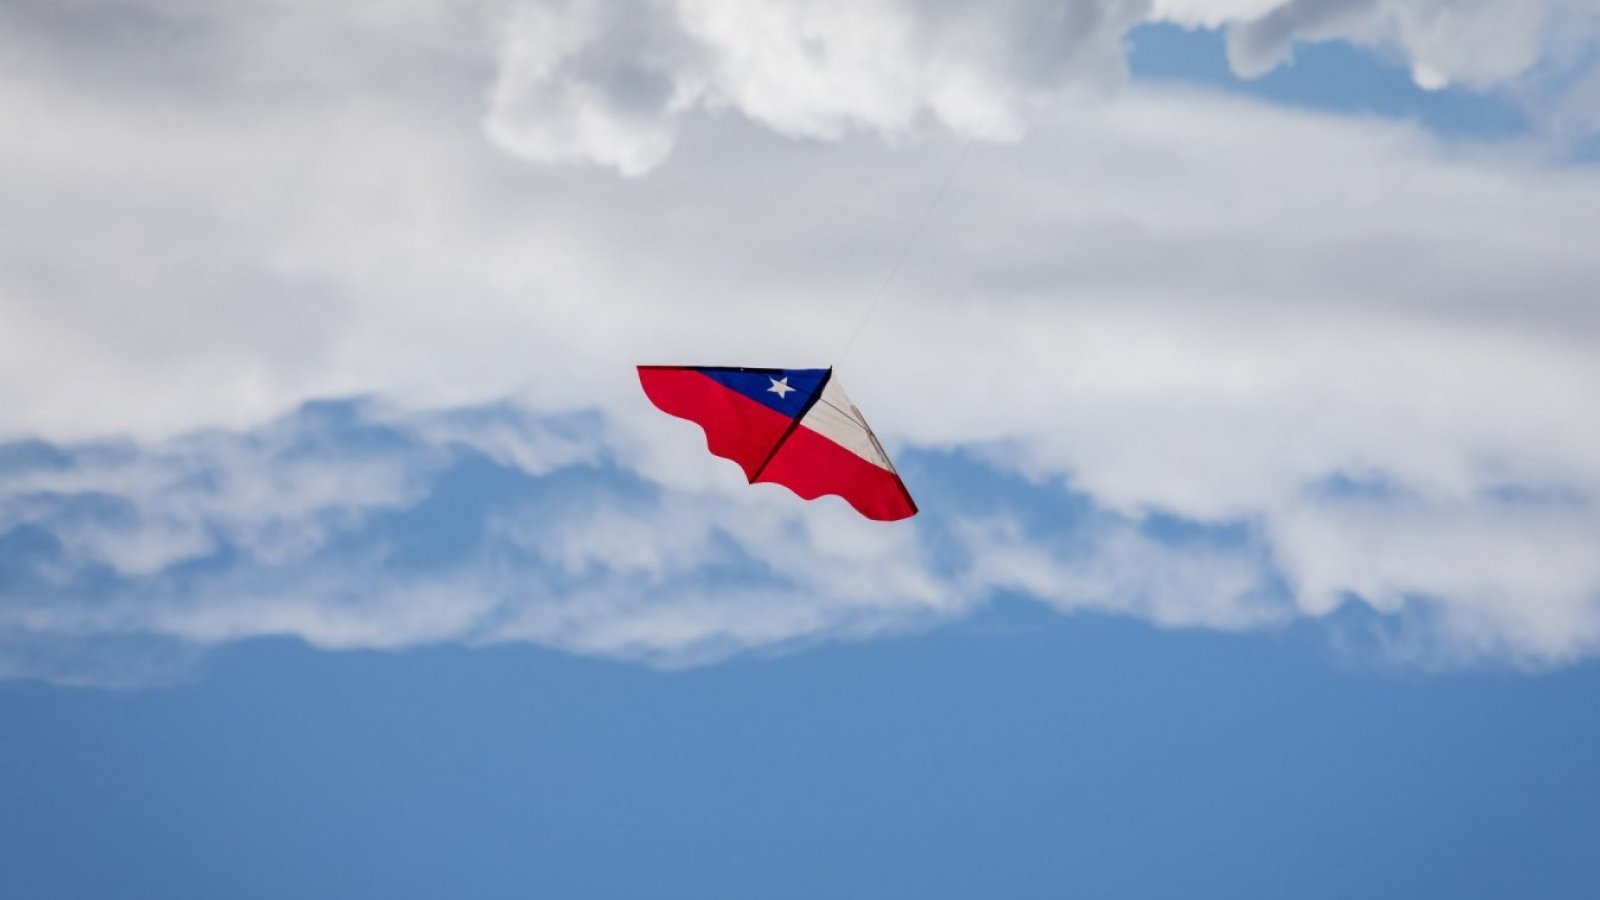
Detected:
[637,366,917,521]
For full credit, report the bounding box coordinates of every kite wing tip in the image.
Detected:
[753,472,918,522]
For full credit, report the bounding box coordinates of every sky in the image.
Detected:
[1,1,1599,896]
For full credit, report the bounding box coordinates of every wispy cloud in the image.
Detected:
[1152,0,1600,148]
[1154,0,1598,87]
[3,396,1596,686]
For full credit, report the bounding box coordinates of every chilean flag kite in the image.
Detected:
[637,366,917,521]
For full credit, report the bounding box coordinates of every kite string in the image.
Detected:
[835,135,978,367]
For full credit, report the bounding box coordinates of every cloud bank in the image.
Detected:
[2,0,1599,684]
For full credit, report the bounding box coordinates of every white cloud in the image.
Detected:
[1270,492,1600,662]
[2,0,1599,683]
[956,513,1281,630]
[486,485,962,663]
[485,0,1147,175]
[485,0,698,176]
[0,410,435,576]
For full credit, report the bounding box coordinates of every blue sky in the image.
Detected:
[3,2,1600,896]
[5,616,1600,899]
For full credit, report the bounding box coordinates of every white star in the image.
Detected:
[767,376,795,398]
